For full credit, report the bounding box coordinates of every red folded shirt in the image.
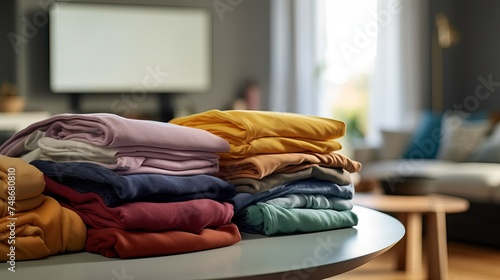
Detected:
[44,176,234,232]
[86,224,241,258]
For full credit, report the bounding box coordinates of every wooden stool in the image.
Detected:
[353,193,469,280]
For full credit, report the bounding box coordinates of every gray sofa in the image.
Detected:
[356,112,500,247]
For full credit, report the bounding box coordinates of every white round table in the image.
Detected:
[0,206,404,280]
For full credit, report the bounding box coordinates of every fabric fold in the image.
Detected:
[170,110,346,158]
[0,156,45,217]
[86,224,241,258]
[230,166,353,194]
[217,152,361,180]
[230,179,354,214]
[238,202,358,235]
[43,175,235,232]
[21,137,222,175]
[264,194,353,211]
[0,196,87,261]
[31,160,235,207]
[0,112,229,157]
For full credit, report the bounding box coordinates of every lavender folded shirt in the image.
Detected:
[31,160,236,207]
[0,113,229,156]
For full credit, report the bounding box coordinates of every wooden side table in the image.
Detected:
[353,193,469,280]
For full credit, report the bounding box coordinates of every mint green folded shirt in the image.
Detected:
[240,202,358,235]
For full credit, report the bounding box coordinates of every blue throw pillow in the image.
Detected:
[402,111,443,160]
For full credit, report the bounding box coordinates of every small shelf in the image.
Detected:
[0,111,51,132]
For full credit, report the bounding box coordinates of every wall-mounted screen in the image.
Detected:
[49,2,212,93]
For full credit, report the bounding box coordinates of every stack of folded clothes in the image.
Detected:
[0,113,241,259]
[170,110,362,235]
[1,113,229,175]
[0,156,86,261]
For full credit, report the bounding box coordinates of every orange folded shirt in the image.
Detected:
[0,196,87,261]
[217,152,362,180]
[86,224,241,259]
[0,155,45,217]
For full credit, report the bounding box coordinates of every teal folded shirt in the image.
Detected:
[240,202,358,235]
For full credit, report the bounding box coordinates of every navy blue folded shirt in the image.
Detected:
[230,178,354,214]
[30,160,235,207]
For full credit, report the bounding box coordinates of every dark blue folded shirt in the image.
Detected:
[230,178,354,214]
[31,160,235,207]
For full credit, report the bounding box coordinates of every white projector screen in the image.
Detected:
[49,2,211,93]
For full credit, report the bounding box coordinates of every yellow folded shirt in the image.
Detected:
[0,155,46,217]
[0,196,87,261]
[170,110,346,157]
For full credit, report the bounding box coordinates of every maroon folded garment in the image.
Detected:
[86,224,241,258]
[44,176,234,232]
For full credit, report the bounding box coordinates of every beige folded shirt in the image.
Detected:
[230,165,353,194]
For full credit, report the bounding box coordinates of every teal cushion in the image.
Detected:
[402,111,442,159]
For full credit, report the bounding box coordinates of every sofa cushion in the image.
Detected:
[400,110,491,161]
[434,163,500,203]
[437,114,490,161]
[360,159,454,181]
[360,160,500,203]
[469,121,500,163]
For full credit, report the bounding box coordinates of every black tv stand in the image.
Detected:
[159,94,176,122]
[66,93,176,121]
[70,94,82,114]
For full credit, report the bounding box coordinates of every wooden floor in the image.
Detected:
[328,241,500,280]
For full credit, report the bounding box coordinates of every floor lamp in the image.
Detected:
[431,13,460,112]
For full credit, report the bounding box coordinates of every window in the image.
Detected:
[315,0,426,156]
[319,0,378,155]
[270,0,426,154]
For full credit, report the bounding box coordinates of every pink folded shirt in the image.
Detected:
[0,113,230,157]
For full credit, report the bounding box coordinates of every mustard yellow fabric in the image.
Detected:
[0,196,87,261]
[0,155,45,217]
[170,110,346,158]
[217,152,362,180]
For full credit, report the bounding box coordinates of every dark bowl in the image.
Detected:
[380,177,438,196]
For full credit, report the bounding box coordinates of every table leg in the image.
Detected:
[426,211,449,280]
[394,212,422,274]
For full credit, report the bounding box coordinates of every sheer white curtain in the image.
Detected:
[269,0,322,115]
[270,0,429,146]
[368,0,429,145]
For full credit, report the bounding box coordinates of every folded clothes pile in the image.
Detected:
[0,113,240,259]
[0,110,362,259]
[170,110,362,235]
[0,113,229,175]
